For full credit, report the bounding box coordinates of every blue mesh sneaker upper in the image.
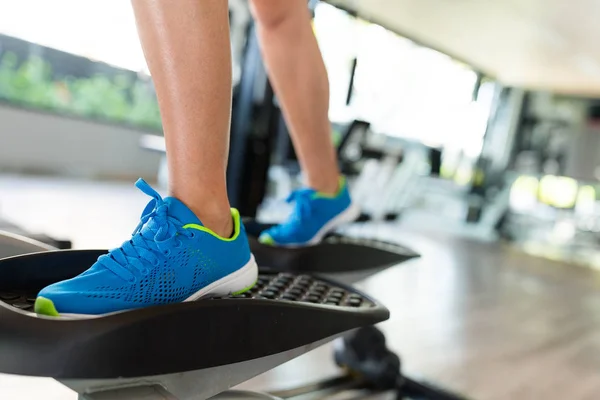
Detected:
[259,177,359,246]
[35,179,257,317]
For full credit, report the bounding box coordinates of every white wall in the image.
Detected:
[0,105,161,181]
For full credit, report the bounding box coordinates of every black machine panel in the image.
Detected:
[244,219,419,272]
[0,250,388,380]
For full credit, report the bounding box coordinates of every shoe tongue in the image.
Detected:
[164,197,203,226]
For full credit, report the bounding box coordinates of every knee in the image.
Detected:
[250,0,306,31]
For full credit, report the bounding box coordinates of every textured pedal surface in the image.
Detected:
[0,292,33,311]
[222,272,373,308]
[0,272,373,312]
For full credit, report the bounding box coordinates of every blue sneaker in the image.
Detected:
[34,179,258,318]
[259,177,360,247]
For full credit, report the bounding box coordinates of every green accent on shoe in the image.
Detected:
[183,208,242,242]
[258,233,276,246]
[34,297,60,317]
[312,176,346,200]
[232,279,257,296]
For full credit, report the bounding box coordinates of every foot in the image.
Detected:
[34,179,258,318]
[258,177,360,247]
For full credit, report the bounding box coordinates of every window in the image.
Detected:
[0,1,251,132]
[313,3,358,123]
[0,1,161,131]
[314,3,483,157]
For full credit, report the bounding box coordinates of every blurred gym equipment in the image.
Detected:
[0,216,70,255]
[0,229,53,257]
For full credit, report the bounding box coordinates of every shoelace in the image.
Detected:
[270,189,316,234]
[97,179,193,283]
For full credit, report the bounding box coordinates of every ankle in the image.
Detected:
[169,185,233,238]
[210,215,234,239]
[198,209,233,238]
[308,175,341,196]
[187,204,233,238]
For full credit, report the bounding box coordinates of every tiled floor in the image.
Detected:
[1,174,600,400]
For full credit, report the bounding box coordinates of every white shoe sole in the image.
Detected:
[272,202,362,248]
[184,255,258,301]
[54,256,259,320]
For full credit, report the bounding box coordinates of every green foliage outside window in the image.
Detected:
[0,52,163,132]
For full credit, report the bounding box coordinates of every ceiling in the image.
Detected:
[325,0,600,97]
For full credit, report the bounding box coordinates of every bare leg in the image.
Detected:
[131,0,233,237]
[250,0,340,195]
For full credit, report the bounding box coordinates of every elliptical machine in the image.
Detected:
[0,218,468,400]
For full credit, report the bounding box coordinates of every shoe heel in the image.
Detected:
[342,202,362,223]
[232,280,257,296]
[186,255,259,301]
[308,203,362,245]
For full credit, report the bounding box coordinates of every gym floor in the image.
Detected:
[1,174,599,400]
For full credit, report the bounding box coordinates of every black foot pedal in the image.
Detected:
[0,250,389,382]
[243,219,419,273]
